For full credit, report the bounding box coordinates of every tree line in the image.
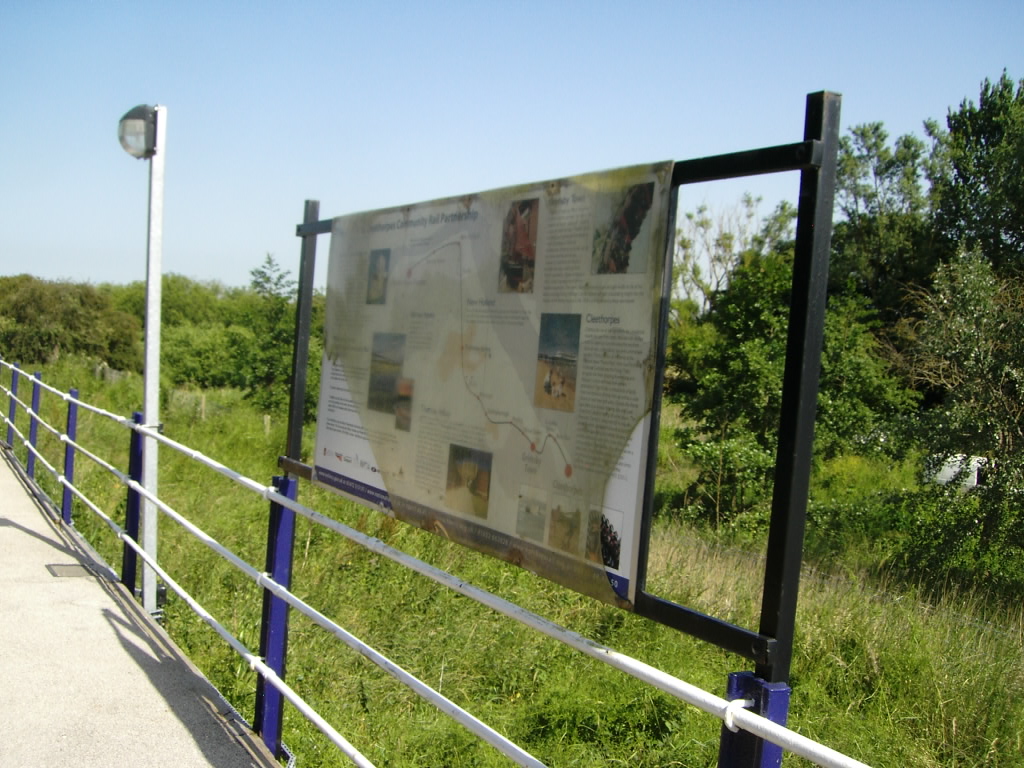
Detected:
[0,255,323,418]
[1,74,1020,595]
[669,73,1023,595]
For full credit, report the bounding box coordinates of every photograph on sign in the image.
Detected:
[313,162,674,605]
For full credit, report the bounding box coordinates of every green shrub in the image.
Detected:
[162,322,256,390]
[0,275,142,370]
[893,484,1024,596]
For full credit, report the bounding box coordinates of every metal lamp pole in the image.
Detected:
[118,104,167,615]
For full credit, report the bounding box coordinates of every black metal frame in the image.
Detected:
[282,91,840,685]
[635,92,841,682]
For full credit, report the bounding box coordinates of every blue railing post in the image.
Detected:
[5,362,18,447]
[26,372,41,479]
[122,412,144,594]
[61,388,79,525]
[717,671,791,768]
[255,474,298,758]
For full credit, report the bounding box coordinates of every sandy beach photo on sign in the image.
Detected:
[533,313,580,413]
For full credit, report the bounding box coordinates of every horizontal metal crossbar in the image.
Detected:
[290,143,822,242]
[295,219,332,236]
[277,456,777,666]
[671,140,823,185]
[635,592,775,665]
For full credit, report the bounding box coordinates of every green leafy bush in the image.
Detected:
[0,275,142,370]
[893,482,1024,596]
[162,322,256,390]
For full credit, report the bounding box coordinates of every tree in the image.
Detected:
[0,275,142,370]
[830,122,940,323]
[904,253,1022,475]
[242,255,297,413]
[815,292,918,458]
[249,254,297,301]
[896,252,1024,589]
[667,204,914,527]
[160,274,229,327]
[674,195,760,314]
[667,200,796,399]
[933,72,1024,278]
[162,322,255,390]
[100,274,233,330]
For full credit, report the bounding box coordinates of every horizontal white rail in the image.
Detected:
[0,413,375,767]
[133,423,870,768]
[0,396,547,767]
[0,360,871,768]
[120,466,546,767]
[67,475,374,768]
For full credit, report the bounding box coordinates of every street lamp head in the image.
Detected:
[118,104,158,159]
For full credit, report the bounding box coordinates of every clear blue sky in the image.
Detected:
[2,1,1022,289]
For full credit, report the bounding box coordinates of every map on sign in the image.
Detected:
[313,162,674,605]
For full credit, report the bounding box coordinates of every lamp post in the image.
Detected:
[118,104,166,615]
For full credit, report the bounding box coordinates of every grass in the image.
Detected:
[7,355,1024,767]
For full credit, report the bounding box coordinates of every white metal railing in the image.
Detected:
[0,359,871,768]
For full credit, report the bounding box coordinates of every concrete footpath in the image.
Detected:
[0,452,280,768]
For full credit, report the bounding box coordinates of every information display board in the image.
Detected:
[313,162,674,605]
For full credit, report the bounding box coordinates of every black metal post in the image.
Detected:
[259,199,319,755]
[633,94,841,671]
[756,91,841,683]
[285,200,320,465]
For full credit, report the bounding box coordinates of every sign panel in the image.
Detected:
[313,162,674,605]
